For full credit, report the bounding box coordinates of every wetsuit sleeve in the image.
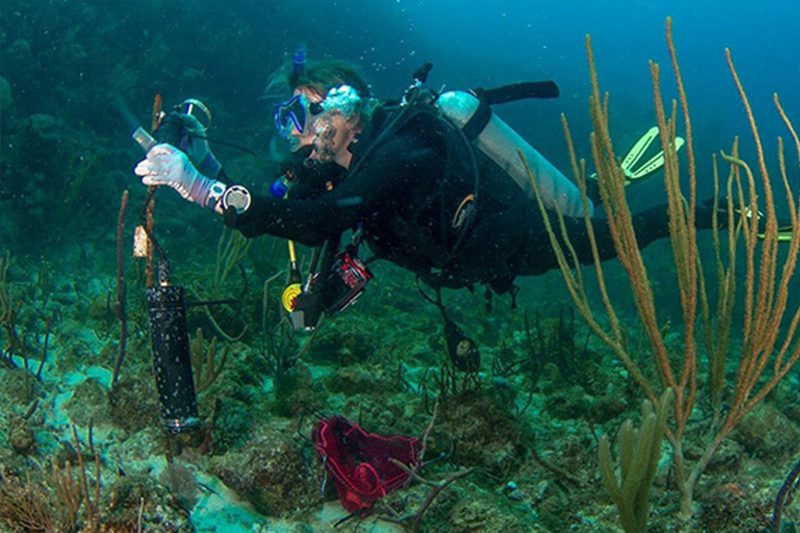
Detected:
[225,135,441,246]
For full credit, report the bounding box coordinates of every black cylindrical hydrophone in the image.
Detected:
[147,284,200,433]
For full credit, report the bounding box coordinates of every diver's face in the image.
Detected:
[285,85,361,167]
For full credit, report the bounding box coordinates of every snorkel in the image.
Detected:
[292,45,306,81]
[274,45,310,152]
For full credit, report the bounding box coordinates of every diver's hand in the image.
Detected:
[135,143,225,209]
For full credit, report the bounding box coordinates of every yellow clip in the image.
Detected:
[281,283,302,312]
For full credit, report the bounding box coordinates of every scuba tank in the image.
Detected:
[435,90,593,218]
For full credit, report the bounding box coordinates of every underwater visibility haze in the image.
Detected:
[2,0,800,531]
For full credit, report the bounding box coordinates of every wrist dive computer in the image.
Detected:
[221,185,252,214]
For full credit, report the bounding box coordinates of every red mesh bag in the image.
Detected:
[313,415,420,512]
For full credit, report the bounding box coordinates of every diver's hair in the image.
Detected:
[263,58,371,100]
[294,60,371,99]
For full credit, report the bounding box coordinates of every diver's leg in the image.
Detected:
[471,200,716,283]
[511,203,688,276]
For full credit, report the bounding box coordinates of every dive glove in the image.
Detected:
[135,143,225,210]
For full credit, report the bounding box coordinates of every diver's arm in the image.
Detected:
[226,136,441,245]
[132,143,331,243]
[226,194,350,245]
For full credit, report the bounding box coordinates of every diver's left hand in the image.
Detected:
[134,143,224,209]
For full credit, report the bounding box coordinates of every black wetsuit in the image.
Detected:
[226,108,689,292]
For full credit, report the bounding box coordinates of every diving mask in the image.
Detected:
[274,85,361,138]
[274,93,323,140]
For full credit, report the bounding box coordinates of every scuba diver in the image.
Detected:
[133,56,742,369]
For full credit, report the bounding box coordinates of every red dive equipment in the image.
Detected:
[326,249,372,314]
[286,246,372,332]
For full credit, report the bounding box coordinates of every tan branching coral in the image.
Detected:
[526,16,800,519]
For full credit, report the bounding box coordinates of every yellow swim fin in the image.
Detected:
[735,207,794,243]
[620,127,685,184]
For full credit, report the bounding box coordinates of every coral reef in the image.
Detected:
[1,4,799,532]
[208,421,318,516]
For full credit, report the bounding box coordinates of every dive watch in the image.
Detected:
[221,185,252,214]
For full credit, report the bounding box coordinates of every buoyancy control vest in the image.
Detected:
[354,102,476,271]
[341,77,592,278]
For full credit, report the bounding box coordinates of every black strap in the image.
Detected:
[461,81,559,143]
[472,81,560,105]
[462,98,492,142]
